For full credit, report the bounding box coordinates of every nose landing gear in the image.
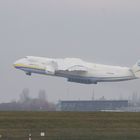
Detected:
[26,72,31,76]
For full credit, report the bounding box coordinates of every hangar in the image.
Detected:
[58,100,128,112]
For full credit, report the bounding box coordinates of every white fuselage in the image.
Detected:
[14,56,136,84]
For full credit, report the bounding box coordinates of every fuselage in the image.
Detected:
[14,56,136,84]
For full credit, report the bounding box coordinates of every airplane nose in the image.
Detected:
[13,59,22,68]
[13,58,27,68]
[13,61,18,68]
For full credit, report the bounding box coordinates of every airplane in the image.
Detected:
[13,56,140,84]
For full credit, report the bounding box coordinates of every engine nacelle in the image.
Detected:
[132,62,140,78]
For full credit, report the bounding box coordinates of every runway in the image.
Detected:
[0,112,139,139]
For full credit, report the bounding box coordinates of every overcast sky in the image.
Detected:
[0,0,140,103]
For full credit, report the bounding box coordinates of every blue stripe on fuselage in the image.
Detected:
[15,66,46,75]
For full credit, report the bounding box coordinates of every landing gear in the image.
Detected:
[26,72,31,76]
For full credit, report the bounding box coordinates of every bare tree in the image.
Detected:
[19,88,30,103]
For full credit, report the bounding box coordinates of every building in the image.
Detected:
[58,100,128,112]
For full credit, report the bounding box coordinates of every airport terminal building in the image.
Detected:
[58,100,128,112]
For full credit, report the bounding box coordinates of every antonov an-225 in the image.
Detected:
[14,56,140,84]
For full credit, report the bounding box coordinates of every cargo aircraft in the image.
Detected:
[14,56,140,84]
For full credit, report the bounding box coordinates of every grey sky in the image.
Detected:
[0,0,140,102]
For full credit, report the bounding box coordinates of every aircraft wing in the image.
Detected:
[45,61,58,74]
[66,65,88,72]
[46,65,56,74]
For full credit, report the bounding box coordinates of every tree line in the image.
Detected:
[0,88,56,111]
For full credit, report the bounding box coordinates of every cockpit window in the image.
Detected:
[25,56,36,62]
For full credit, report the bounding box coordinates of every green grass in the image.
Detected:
[0,112,140,139]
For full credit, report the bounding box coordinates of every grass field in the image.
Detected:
[0,112,140,139]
